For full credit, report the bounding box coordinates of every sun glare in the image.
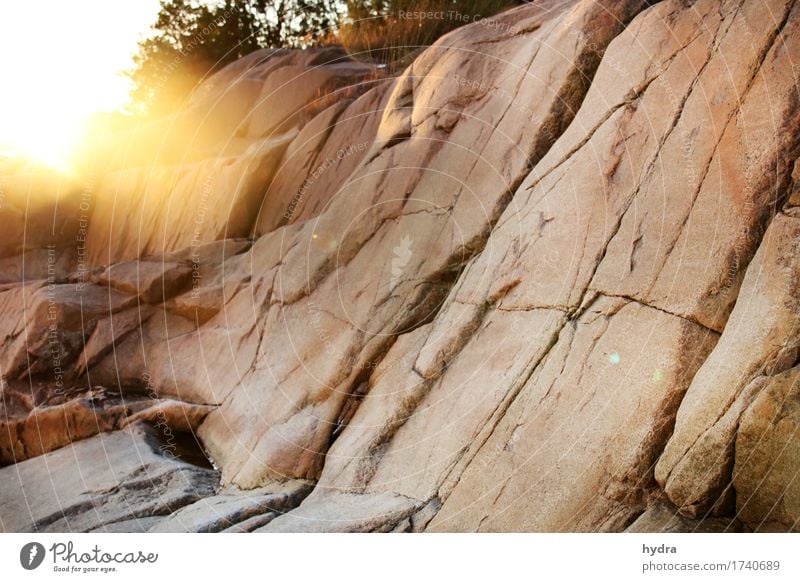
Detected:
[0,0,160,173]
[2,112,88,174]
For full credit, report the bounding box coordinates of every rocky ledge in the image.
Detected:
[1,0,799,532]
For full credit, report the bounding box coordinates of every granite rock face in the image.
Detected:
[2,0,800,532]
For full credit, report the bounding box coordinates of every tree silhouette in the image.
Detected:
[127,0,340,116]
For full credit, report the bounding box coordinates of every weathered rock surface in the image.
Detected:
[98,260,192,304]
[149,481,311,533]
[0,423,218,532]
[0,388,213,465]
[625,500,745,533]
[84,48,379,267]
[656,214,800,517]
[84,132,296,267]
[0,282,136,381]
[0,247,74,285]
[733,365,800,532]
[2,0,800,533]
[288,0,800,531]
[197,0,651,492]
[254,80,394,234]
[260,492,425,533]
[73,305,156,376]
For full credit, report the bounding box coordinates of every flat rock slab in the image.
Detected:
[0,423,219,532]
[258,492,423,533]
[149,481,312,532]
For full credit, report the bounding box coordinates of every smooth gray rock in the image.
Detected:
[0,423,219,532]
[149,481,312,532]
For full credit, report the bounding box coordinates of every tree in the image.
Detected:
[127,0,341,116]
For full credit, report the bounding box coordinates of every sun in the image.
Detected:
[1,112,88,174]
[0,0,161,174]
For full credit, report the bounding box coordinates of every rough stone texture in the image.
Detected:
[289,0,800,531]
[733,366,800,532]
[98,48,378,170]
[244,60,378,138]
[0,389,213,465]
[2,0,800,533]
[416,298,714,531]
[73,305,155,376]
[625,501,744,533]
[0,247,74,285]
[0,282,136,382]
[87,310,201,400]
[656,214,800,517]
[84,48,379,267]
[149,481,311,532]
[98,260,192,304]
[197,0,650,491]
[84,132,296,267]
[0,423,219,532]
[259,492,423,533]
[254,80,394,235]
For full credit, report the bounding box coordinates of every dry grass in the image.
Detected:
[336,0,519,71]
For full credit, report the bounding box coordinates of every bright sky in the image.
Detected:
[0,0,161,171]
